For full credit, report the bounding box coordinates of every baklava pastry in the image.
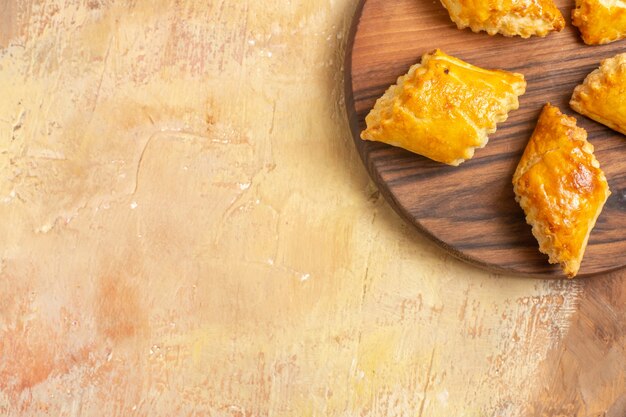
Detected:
[513,104,611,278]
[361,49,526,166]
[439,0,565,38]
[571,53,626,135]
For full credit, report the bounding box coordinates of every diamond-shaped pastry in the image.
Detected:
[361,49,526,166]
[439,0,565,38]
[571,53,626,135]
[513,104,611,278]
[572,0,626,45]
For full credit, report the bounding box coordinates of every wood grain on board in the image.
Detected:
[345,0,626,277]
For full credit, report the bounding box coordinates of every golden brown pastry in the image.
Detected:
[571,53,626,135]
[513,104,610,278]
[572,0,626,45]
[361,49,526,166]
[439,0,565,38]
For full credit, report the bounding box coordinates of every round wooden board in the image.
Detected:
[345,0,626,278]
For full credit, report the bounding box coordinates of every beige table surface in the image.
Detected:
[0,1,624,416]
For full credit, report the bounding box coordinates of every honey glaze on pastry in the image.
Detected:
[439,0,565,38]
[572,0,626,45]
[571,53,626,135]
[361,49,526,166]
[513,104,611,278]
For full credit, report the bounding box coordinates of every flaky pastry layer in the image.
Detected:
[513,104,610,278]
[440,0,565,38]
[572,0,626,45]
[571,53,626,135]
[361,49,526,166]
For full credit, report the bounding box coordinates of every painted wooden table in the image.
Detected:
[0,1,624,416]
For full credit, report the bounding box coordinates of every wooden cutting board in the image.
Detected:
[345,0,626,278]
